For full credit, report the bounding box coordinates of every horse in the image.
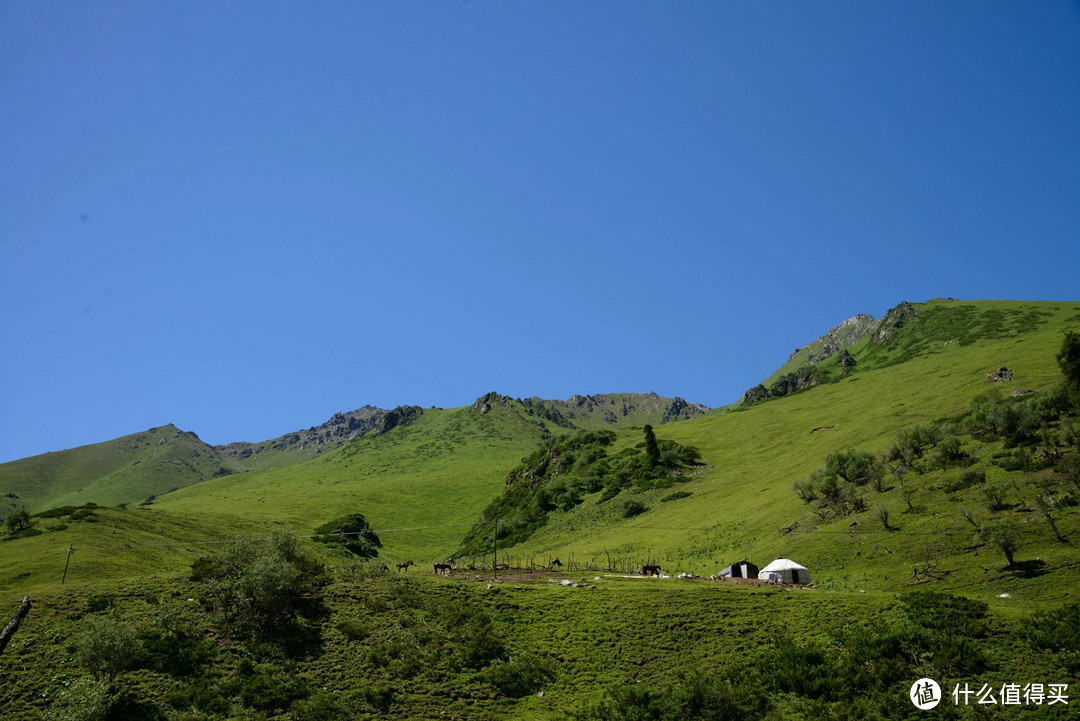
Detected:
[549,558,563,569]
[373,564,389,573]
[397,560,414,572]
[642,564,662,577]
[433,562,453,576]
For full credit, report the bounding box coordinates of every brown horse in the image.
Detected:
[397,560,414,572]
[433,562,453,575]
[642,564,662,577]
[374,564,389,573]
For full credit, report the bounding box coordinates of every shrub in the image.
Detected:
[484,654,555,698]
[77,616,144,680]
[45,677,112,721]
[944,468,985,493]
[569,671,764,721]
[980,481,1010,511]
[313,513,381,558]
[192,531,326,639]
[336,616,370,641]
[1022,603,1080,673]
[660,491,692,502]
[621,499,647,518]
[227,662,312,713]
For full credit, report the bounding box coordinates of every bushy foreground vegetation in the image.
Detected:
[4,559,1080,721]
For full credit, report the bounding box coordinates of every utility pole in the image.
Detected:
[493,518,498,581]
[61,546,74,585]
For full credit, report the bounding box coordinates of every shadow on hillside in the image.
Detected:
[1007,559,1047,579]
[276,598,329,658]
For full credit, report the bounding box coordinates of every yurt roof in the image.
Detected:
[760,558,808,573]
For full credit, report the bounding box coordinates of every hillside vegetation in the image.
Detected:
[465,300,1080,603]
[1,298,1079,720]
[0,425,233,516]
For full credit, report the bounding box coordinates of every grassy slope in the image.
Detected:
[1,570,1068,720]
[1,299,1078,720]
[152,399,557,565]
[0,506,268,604]
[0,425,233,515]
[501,300,1080,605]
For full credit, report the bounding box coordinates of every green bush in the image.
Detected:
[313,513,381,558]
[571,670,765,720]
[621,499,647,518]
[45,677,112,721]
[1022,603,1080,673]
[76,616,144,680]
[943,468,985,493]
[336,616,370,641]
[192,531,326,639]
[980,481,1010,511]
[483,654,555,698]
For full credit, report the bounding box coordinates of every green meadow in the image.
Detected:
[1,298,1079,719]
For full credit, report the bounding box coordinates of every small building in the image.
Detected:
[758,558,811,585]
[718,560,759,579]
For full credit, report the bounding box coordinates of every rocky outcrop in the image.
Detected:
[873,302,918,344]
[742,366,824,406]
[661,397,709,424]
[839,349,856,374]
[788,314,878,364]
[216,405,390,460]
[373,405,424,435]
[519,393,707,430]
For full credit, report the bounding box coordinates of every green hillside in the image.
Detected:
[473,299,1080,604]
[1,298,1079,721]
[0,425,234,516]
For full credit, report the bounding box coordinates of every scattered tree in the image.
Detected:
[4,509,29,534]
[875,504,892,530]
[981,482,1010,512]
[1057,330,1080,403]
[978,521,1020,566]
[1033,493,1065,543]
[957,505,980,531]
[643,425,661,467]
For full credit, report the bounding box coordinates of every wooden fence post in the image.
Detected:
[0,596,32,655]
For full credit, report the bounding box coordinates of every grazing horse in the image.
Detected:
[642,564,662,577]
[397,560,414,572]
[433,562,453,576]
[549,558,563,569]
[374,564,389,573]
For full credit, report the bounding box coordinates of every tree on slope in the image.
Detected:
[643,425,661,467]
[1058,330,1080,404]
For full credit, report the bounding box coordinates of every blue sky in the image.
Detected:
[2,2,1079,461]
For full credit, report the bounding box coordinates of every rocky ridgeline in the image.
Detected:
[787,313,879,364]
[745,301,922,406]
[215,404,424,461]
[517,392,708,429]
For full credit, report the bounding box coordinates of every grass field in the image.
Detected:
[1,298,1078,720]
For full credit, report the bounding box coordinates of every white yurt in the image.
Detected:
[757,558,811,585]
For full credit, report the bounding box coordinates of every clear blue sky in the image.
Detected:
[2,2,1079,462]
